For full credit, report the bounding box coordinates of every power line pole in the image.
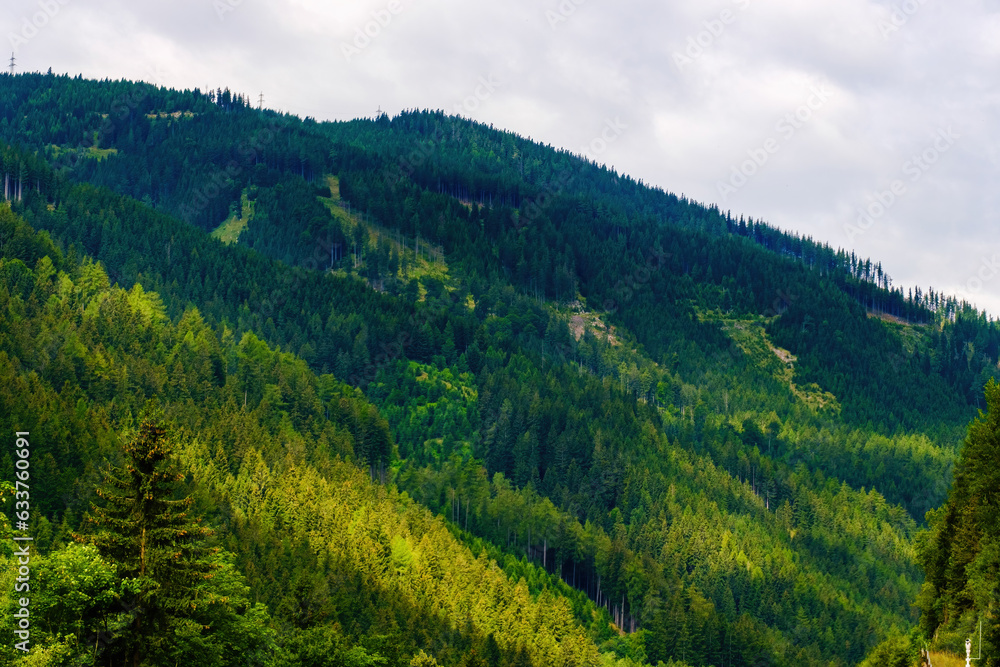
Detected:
[966,620,982,667]
[258,91,264,109]
[8,53,15,75]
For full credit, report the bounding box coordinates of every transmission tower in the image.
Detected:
[8,53,15,76]
[258,91,264,109]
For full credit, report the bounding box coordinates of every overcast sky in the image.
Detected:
[7,0,1000,317]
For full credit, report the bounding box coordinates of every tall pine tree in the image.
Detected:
[82,419,217,666]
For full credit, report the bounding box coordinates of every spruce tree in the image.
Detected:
[82,419,217,666]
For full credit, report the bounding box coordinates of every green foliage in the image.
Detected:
[917,379,1000,664]
[30,543,137,645]
[858,631,921,667]
[76,419,273,665]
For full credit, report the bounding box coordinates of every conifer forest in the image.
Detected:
[2,73,999,667]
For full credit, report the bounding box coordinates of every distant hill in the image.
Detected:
[1,72,998,666]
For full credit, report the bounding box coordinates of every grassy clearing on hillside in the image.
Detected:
[929,652,966,667]
[717,315,841,413]
[878,315,938,361]
[145,110,197,119]
[210,191,253,245]
[319,174,455,300]
[48,144,118,162]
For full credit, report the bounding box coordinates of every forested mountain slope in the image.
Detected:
[1,72,998,666]
[0,205,624,666]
